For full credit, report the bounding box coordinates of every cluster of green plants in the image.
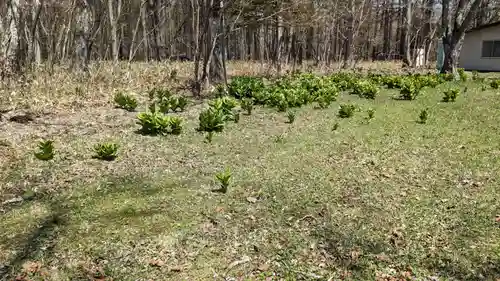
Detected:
[137,111,183,135]
[442,88,460,102]
[114,92,138,112]
[227,76,266,99]
[418,108,429,124]
[399,78,423,100]
[351,80,379,99]
[148,87,188,113]
[197,96,240,143]
[376,73,443,93]
[226,73,340,111]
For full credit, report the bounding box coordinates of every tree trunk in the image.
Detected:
[440,0,484,73]
[108,0,122,62]
[402,0,412,66]
[2,0,22,75]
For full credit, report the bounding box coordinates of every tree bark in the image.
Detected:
[108,0,122,62]
[402,0,412,66]
[440,0,484,73]
[2,0,22,75]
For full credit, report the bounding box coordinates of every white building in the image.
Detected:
[460,22,500,71]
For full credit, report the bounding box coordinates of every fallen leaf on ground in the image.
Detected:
[246,197,258,203]
[227,255,251,270]
[257,263,270,272]
[148,259,165,267]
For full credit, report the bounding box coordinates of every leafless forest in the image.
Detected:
[1,0,499,88]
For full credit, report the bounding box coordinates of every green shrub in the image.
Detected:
[382,75,403,89]
[472,71,479,81]
[114,92,138,112]
[214,167,232,193]
[399,79,421,100]
[441,73,455,82]
[149,87,175,113]
[227,76,265,99]
[352,80,379,99]
[457,68,467,82]
[241,98,254,115]
[169,116,183,135]
[93,142,119,161]
[315,85,339,108]
[442,88,460,102]
[286,110,296,123]
[136,111,171,135]
[367,108,375,119]
[418,109,428,124]
[338,104,356,118]
[34,140,54,161]
[149,87,172,101]
[490,80,500,89]
[209,96,239,119]
[197,107,227,134]
[170,96,189,112]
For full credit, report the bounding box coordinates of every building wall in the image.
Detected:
[460,25,500,71]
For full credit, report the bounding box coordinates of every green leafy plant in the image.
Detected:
[114,92,138,112]
[442,88,460,102]
[209,96,239,120]
[332,122,339,131]
[136,111,171,135]
[227,76,265,99]
[418,108,429,124]
[338,104,356,118]
[169,116,183,135]
[214,167,232,193]
[148,87,175,113]
[241,98,254,115]
[170,69,178,80]
[457,68,468,82]
[472,70,479,81]
[481,84,487,91]
[197,106,227,134]
[34,140,54,161]
[490,80,500,89]
[170,96,189,112]
[399,79,421,100]
[93,142,119,161]
[286,110,296,123]
[352,80,379,99]
[367,108,375,119]
[149,87,172,102]
[441,73,455,82]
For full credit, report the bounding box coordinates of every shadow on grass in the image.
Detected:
[0,202,65,280]
[0,174,169,280]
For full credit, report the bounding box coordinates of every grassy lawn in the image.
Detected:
[1,64,500,280]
